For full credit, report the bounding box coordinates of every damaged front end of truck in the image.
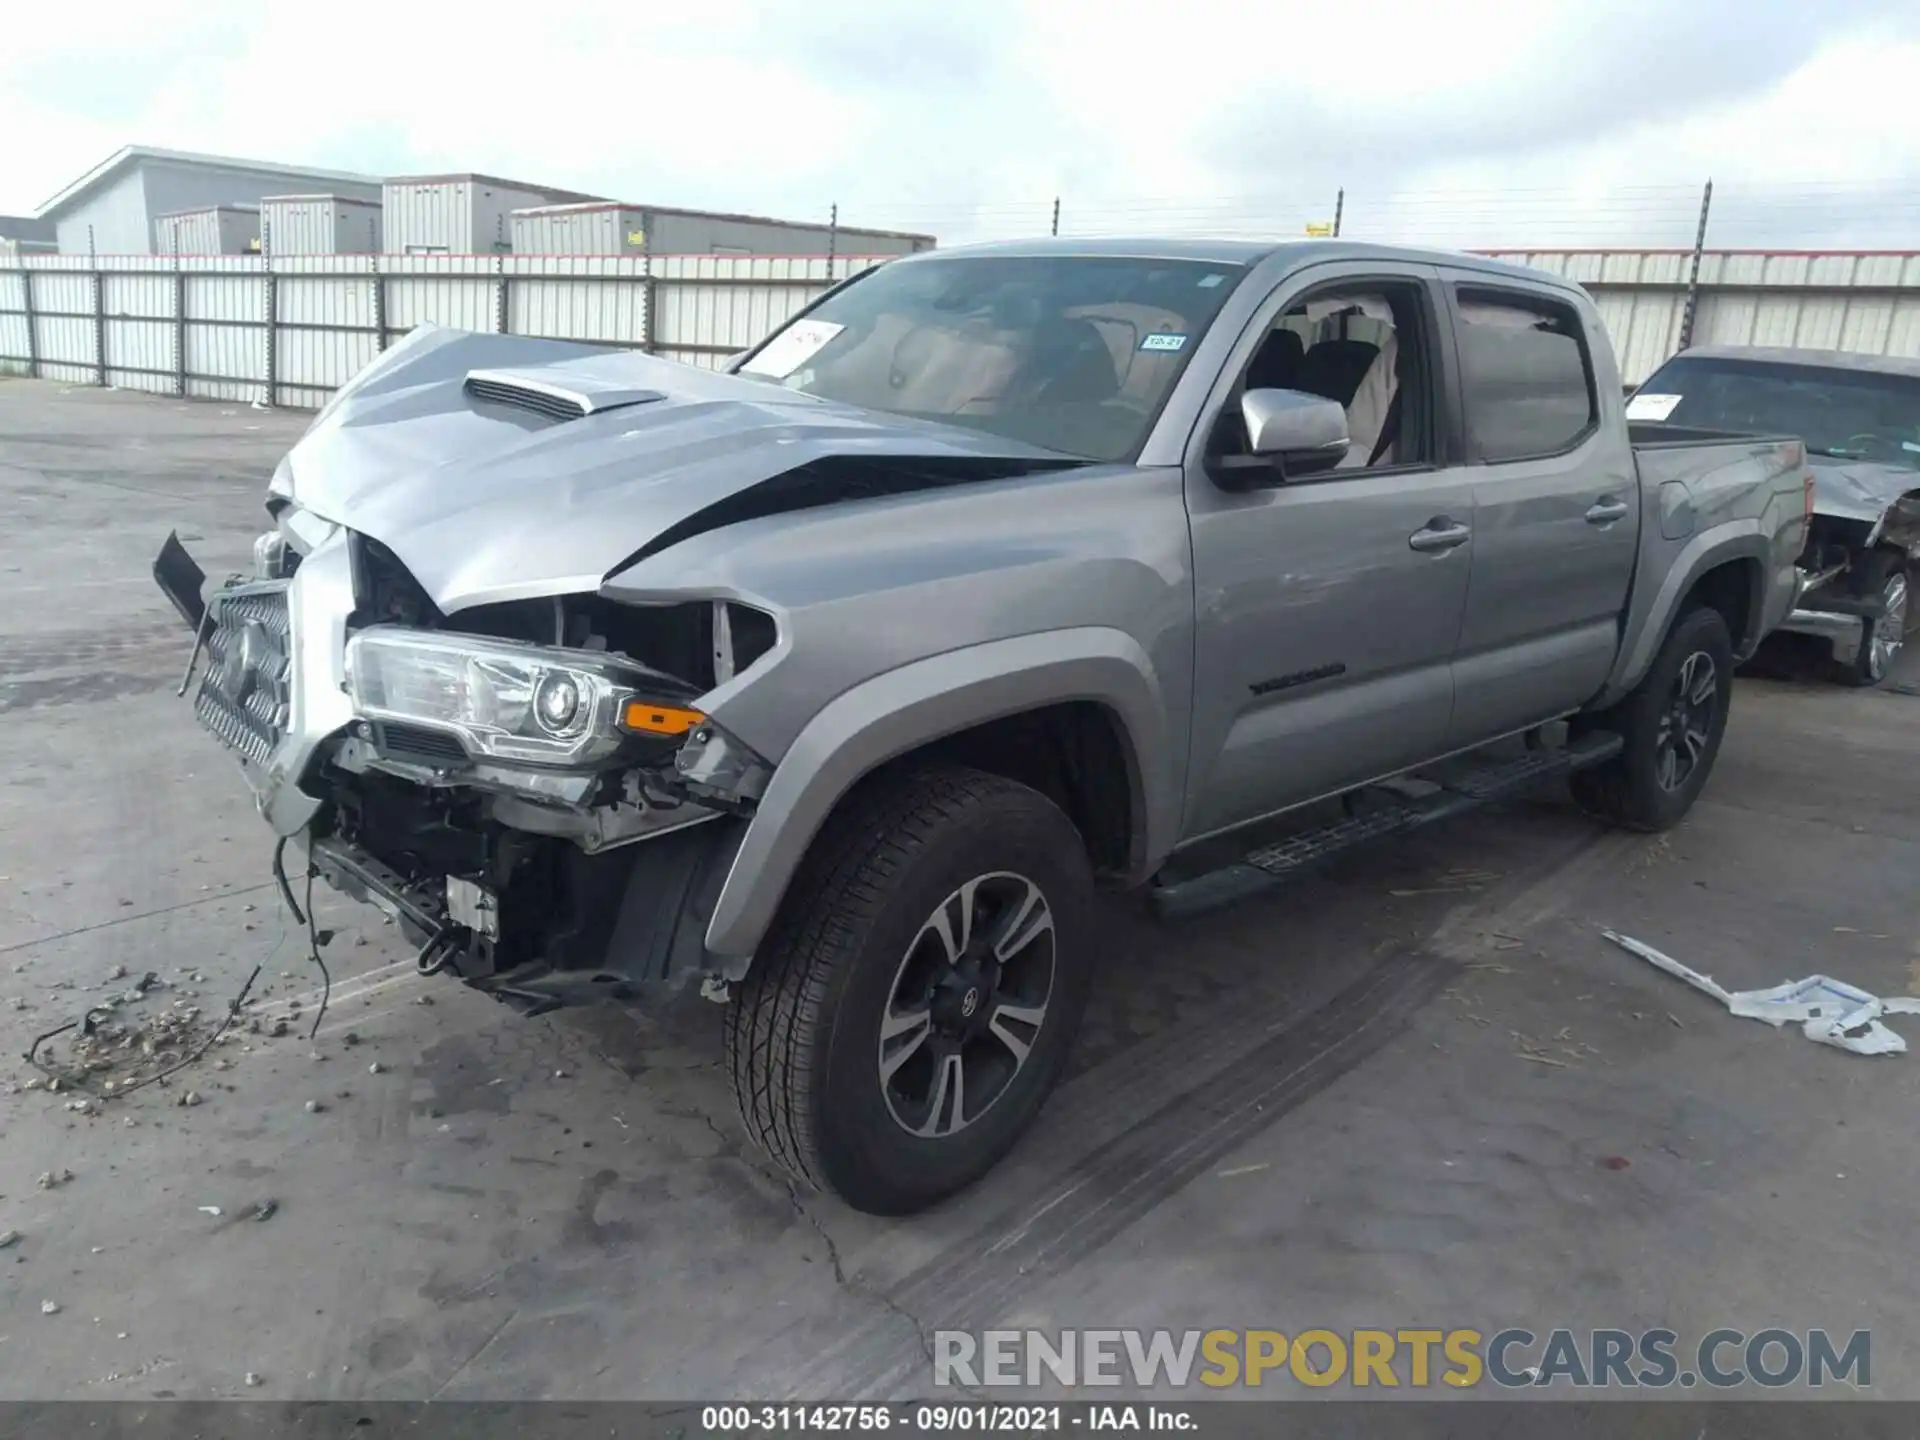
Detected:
[1785,465,1920,683]
[151,322,1075,1015]
[155,520,774,1014]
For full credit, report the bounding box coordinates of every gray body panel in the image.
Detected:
[1600,434,1810,704]
[202,239,1808,965]
[1173,258,1472,837]
[603,463,1194,812]
[1434,265,1641,742]
[704,630,1177,958]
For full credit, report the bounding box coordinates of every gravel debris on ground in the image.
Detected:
[37,1168,74,1190]
[0,1229,21,1249]
[45,1006,216,1097]
[40,1299,60,1315]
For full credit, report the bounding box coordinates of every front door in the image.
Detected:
[1181,263,1476,842]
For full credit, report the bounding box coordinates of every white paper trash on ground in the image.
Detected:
[1603,930,1920,1057]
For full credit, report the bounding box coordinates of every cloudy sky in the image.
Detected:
[6,0,1920,249]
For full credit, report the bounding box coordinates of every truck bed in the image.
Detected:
[1602,423,1810,690]
[1629,423,1805,492]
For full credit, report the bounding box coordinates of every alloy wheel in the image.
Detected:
[1654,650,1718,792]
[878,871,1056,1138]
[1866,572,1909,682]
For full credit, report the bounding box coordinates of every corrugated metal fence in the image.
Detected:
[0,253,879,407]
[4,248,1919,401]
[1483,249,1920,384]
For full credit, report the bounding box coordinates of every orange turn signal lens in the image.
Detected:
[620,700,705,737]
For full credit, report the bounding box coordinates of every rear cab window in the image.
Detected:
[1453,287,1599,463]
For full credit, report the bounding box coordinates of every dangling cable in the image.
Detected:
[272,834,307,926]
[304,867,332,1041]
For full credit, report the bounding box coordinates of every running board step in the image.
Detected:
[1150,731,1623,921]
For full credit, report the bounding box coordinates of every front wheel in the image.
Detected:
[725,767,1094,1215]
[1832,550,1908,688]
[1571,605,1734,832]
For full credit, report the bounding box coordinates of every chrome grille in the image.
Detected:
[193,584,293,766]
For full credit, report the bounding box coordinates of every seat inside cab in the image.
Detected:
[1227,294,1408,468]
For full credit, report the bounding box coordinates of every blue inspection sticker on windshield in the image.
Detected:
[1140,332,1188,353]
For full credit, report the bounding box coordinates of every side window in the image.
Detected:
[1213,280,1433,471]
[1454,287,1597,462]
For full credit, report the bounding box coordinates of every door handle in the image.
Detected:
[1408,519,1472,553]
[1585,496,1630,525]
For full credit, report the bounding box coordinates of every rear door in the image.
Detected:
[1438,277,1639,746]
[1180,261,1477,841]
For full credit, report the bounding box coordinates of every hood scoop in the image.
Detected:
[464,367,665,424]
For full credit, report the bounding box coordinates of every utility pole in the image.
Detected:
[1332,188,1345,238]
[1677,178,1714,352]
[1050,196,1061,237]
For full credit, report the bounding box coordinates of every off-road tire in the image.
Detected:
[725,766,1094,1216]
[1831,549,1909,689]
[1571,605,1734,832]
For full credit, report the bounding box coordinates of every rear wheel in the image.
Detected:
[1571,606,1734,831]
[1832,550,1908,688]
[725,767,1093,1215]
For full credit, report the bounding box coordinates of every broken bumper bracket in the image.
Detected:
[153,529,208,631]
[307,834,444,948]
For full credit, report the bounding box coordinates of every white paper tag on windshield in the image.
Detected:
[1625,392,1682,422]
[741,320,845,378]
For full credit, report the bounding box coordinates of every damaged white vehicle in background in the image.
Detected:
[1630,347,1920,687]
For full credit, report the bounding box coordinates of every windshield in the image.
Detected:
[735,254,1247,462]
[1630,355,1920,471]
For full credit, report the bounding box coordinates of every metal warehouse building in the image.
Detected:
[35,146,382,256]
[260,194,383,255]
[510,200,933,258]
[382,174,603,255]
[0,216,56,258]
[153,205,260,257]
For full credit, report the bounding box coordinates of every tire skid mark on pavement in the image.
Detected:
[747,808,1635,1399]
[761,947,1454,1400]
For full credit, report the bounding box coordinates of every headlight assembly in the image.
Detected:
[345,628,703,767]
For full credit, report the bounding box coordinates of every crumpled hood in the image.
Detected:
[283,326,1068,612]
[1808,456,1920,526]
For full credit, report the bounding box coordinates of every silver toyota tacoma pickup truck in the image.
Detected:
[153,239,1810,1214]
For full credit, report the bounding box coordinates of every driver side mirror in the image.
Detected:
[1233,388,1351,482]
